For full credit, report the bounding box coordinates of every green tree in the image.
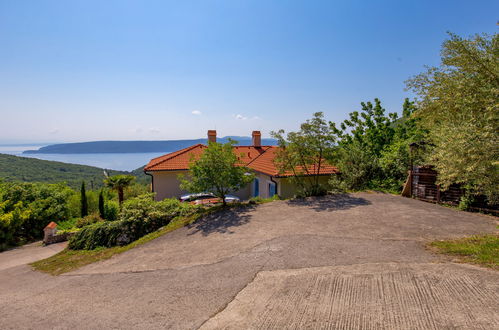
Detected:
[80,181,88,218]
[98,189,105,219]
[0,182,73,249]
[406,32,499,203]
[104,175,136,206]
[378,98,427,187]
[179,141,254,206]
[272,112,337,196]
[330,98,425,191]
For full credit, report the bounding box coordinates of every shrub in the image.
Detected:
[0,182,73,250]
[56,218,78,231]
[76,213,103,228]
[103,200,119,221]
[69,195,196,250]
[249,195,281,204]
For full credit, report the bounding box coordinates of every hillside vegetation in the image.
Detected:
[0,153,149,189]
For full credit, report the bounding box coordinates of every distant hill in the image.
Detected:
[0,153,149,189]
[23,136,278,154]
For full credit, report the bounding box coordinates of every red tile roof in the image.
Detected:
[144,144,338,177]
[45,221,57,229]
[145,144,207,171]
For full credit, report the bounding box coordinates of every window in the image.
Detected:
[253,178,259,197]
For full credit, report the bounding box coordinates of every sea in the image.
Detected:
[0,145,168,171]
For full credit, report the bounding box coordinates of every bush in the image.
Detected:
[0,182,73,250]
[56,218,78,231]
[76,213,103,228]
[104,200,119,221]
[249,195,281,204]
[69,195,196,250]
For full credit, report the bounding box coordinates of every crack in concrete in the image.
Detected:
[63,234,432,277]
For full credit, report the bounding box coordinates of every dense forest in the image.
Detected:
[23,136,278,154]
[0,153,149,189]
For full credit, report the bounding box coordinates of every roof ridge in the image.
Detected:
[145,144,205,170]
[244,146,274,167]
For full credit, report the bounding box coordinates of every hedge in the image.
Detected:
[69,195,196,250]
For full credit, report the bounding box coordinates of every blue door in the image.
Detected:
[268,182,276,197]
[253,178,259,197]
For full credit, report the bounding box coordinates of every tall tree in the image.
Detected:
[104,175,135,206]
[406,32,498,203]
[80,181,88,218]
[329,98,425,191]
[98,189,105,219]
[179,140,254,206]
[272,112,337,196]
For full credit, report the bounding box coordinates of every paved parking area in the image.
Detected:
[0,193,497,329]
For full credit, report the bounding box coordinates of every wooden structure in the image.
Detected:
[410,166,462,204]
[406,165,497,215]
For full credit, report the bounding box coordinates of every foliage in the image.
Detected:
[179,140,254,206]
[98,189,105,219]
[0,153,132,189]
[0,181,73,250]
[68,195,196,250]
[104,174,136,205]
[32,208,209,275]
[248,195,281,204]
[56,218,77,231]
[104,200,119,221]
[330,98,425,191]
[331,139,380,191]
[124,181,151,200]
[272,112,337,197]
[406,32,499,203]
[429,234,499,269]
[76,213,104,228]
[80,182,88,217]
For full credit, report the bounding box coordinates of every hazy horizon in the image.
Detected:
[1,1,497,143]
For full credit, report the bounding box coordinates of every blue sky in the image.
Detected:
[0,0,497,143]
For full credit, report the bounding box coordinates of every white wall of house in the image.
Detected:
[151,170,252,201]
[151,170,189,201]
[231,184,251,200]
[250,173,278,199]
[150,170,332,201]
[274,175,332,199]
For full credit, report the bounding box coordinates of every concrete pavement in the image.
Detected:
[0,241,66,271]
[0,193,497,329]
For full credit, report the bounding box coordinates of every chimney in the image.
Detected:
[207,130,217,143]
[252,131,261,147]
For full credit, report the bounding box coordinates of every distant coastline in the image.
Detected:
[23,137,277,154]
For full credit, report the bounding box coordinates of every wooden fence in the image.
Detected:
[403,165,497,215]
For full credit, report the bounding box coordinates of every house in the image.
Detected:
[144,130,338,201]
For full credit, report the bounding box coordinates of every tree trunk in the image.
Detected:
[118,188,124,206]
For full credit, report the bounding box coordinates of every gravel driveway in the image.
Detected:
[0,193,497,329]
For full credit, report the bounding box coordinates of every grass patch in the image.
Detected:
[31,211,206,275]
[428,234,499,270]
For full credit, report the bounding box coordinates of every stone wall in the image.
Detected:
[44,232,75,245]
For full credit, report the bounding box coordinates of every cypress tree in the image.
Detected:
[80,181,88,218]
[98,189,105,219]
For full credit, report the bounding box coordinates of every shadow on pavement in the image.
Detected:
[287,194,371,212]
[187,205,256,236]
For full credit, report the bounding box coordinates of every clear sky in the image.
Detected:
[0,0,497,143]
